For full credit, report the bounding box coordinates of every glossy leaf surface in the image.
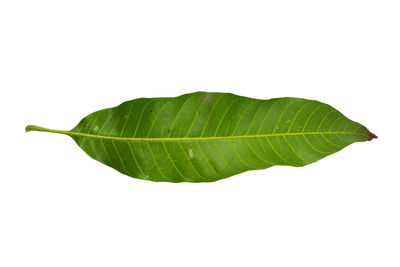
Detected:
[26,92,376,182]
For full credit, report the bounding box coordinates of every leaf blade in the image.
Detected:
[26,92,376,182]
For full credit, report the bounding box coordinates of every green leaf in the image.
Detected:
[26,92,376,182]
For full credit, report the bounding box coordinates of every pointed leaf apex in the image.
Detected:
[367,130,378,141]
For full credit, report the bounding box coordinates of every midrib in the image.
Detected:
[26,126,366,142]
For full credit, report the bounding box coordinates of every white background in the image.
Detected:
[1,1,399,266]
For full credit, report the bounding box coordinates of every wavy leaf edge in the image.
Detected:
[26,92,377,183]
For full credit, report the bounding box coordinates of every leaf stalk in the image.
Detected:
[25,125,70,135]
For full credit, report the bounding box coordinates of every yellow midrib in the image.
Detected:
[26,126,367,141]
[65,131,366,141]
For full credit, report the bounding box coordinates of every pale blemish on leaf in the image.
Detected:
[188,148,194,159]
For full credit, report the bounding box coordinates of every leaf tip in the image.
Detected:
[367,130,378,141]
